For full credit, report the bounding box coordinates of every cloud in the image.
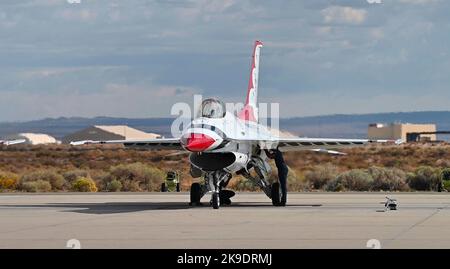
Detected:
[0,0,449,121]
[0,81,203,120]
[104,83,199,98]
[398,0,441,4]
[321,6,367,25]
[20,66,124,79]
[58,9,97,21]
[262,91,450,118]
[369,28,384,40]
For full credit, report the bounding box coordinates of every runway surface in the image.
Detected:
[0,192,449,249]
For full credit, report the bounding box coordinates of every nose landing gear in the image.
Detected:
[207,171,232,209]
[189,170,232,209]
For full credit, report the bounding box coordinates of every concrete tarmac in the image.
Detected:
[0,192,449,249]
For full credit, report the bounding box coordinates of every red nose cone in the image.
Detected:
[185,133,215,152]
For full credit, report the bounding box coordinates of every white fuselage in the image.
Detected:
[181,112,274,174]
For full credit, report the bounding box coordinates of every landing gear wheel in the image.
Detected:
[161,183,167,192]
[176,183,180,192]
[211,192,220,209]
[271,182,282,206]
[189,183,202,206]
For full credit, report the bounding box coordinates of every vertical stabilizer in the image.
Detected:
[238,40,263,122]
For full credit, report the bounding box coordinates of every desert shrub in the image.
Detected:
[105,163,165,191]
[230,167,307,192]
[233,176,259,191]
[88,170,109,191]
[71,177,98,192]
[286,168,309,192]
[324,178,345,192]
[122,180,141,192]
[20,170,65,190]
[368,167,409,191]
[305,164,338,190]
[63,169,90,189]
[435,159,450,168]
[106,179,122,192]
[63,170,90,183]
[441,168,450,181]
[0,171,19,190]
[407,166,442,191]
[21,180,52,192]
[326,169,373,192]
[444,180,450,192]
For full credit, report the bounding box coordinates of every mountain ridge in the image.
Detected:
[1,111,449,140]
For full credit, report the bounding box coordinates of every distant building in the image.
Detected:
[62,125,161,144]
[368,123,437,142]
[12,133,59,145]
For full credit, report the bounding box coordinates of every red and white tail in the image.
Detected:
[238,40,263,123]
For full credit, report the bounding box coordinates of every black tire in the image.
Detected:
[176,183,180,192]
[212,192,220,209]
[161,183,167,192]
[190,183,201,205]
[271,182,281,206]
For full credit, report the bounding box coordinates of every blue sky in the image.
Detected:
[0,0,449,121]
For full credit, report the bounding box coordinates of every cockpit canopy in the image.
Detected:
[199,98,226,119]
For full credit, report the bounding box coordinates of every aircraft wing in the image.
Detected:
[0,139,26,146]
[70,138,183,150]
[239,137,397,152]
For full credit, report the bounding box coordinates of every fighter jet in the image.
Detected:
[72,41,391,209]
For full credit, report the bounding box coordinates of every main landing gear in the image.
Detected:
[189,183,203,206]
[240,156,287,207]
[270,182,286,206]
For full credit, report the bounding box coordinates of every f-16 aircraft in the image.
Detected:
[72,41,391,209]
[0,139,26,146]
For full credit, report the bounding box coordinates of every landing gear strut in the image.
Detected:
[240,154,287,207]
[240,160,272,200]
[207,171,231,209]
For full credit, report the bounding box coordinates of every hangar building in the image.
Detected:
[368,123,437,142]
[62,125,161,144]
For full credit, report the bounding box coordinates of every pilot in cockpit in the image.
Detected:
[199,98,226,119]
